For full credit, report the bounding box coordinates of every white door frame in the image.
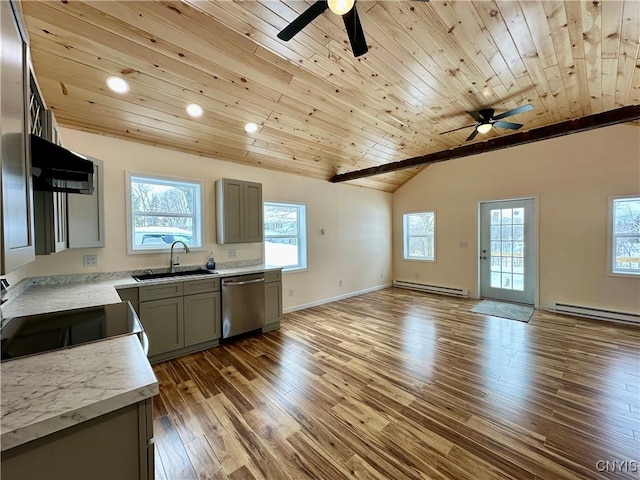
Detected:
[476,195,540,308]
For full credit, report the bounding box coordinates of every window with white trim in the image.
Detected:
[403,211,435,261]
[611,196,640,275]
[264,202,307,271]
[126,173,203,253]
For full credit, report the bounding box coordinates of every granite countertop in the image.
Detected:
[0,334,158,451]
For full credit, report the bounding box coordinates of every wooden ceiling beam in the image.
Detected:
[330,105,640,183]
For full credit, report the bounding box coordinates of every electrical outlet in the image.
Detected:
[228,249,237,258]
[83,255,99,267]
[339,280,343,287]
[415,272,419,279]
[380,273,384,279]
[289,289,294,297]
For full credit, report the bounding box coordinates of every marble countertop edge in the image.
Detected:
[0,383,158,452]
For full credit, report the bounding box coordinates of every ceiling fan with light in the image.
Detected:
[277,0,367,57]
[440,104,535,142]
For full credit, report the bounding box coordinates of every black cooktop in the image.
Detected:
[0,301,142,361]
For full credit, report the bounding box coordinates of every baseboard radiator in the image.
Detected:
[393,280,469,298]
[554,303,640,324]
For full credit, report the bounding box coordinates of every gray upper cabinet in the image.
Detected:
[34,107,67,255]
[67,155,105,248]
[215,178,263,244]
[1,0,35,274]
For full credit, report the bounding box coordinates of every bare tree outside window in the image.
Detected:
[403,212,435,260]
[612,197,640,274]
[128,174,202,251]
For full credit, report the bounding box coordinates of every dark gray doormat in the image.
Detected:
[470,300,534,323]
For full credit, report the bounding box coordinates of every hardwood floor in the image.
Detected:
[152,288,640,480]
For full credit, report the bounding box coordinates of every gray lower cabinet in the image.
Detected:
[263,270,283,333]
[1,398,154,480]
[135,278,220,363]
[139,296,184,357]
[184,291,220,347]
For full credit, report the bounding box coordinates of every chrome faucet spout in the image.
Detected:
[169,240,190,273]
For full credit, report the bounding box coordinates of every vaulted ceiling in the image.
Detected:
[20,1,640,192]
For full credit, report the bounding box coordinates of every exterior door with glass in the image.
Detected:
[480,198,535,305]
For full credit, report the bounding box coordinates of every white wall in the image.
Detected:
[20,128,393,310]
[393,124,640,313]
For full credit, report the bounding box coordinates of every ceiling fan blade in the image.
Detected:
[277,1,328,41]
[440,124,476,135]
[466,129,479,142]
[343,6,368,57]
[493,103,534,120]
[467,111,484,122]
[493,121,523,130]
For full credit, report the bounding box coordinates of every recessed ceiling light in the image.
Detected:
[186,103,204,118]
[244,122,259,133]
[106,76,129,94]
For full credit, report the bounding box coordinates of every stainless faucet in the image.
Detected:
[169,240,190,273]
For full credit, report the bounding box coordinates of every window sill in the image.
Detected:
[608,271,640,278]
[402,258,436,263]
[127,247,204,255]
[282,267,308,274]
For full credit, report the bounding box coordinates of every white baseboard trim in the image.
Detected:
[283,283,392,314]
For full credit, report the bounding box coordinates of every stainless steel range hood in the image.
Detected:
[30,134,94,194]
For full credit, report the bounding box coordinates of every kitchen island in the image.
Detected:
[0,275,159,479]
[1,334,157,479]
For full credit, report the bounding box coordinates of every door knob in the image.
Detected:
[480,256,487,260]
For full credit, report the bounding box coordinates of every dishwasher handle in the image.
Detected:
[222,278,265,286]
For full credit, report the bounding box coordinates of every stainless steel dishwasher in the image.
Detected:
[221,273,265,339]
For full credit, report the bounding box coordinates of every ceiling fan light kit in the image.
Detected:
[440,103,534,142]
[328,0,355,15]
[476,123,492,134]
[277,0,368,57]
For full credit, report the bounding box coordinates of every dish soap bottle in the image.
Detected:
[206,251,216,270]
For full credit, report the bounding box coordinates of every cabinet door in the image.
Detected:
[216,178,243,244]
[117,287,140,316]
[138,297,184,356]
[68,157,105,248]
[243,181,263,243]
[35,189,68,255]
[265,282,282,325]
[1,0,35,274]
[184,291,220,347]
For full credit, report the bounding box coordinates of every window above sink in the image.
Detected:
[125,172,204,254]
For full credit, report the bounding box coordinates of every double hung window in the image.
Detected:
[403,211,435,261]
[127,173,203,253]
[611,196,640,275]
[264,202,307,271]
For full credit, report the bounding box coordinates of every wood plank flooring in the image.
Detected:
[152,288,640,480]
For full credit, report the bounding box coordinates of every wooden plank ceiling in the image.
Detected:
[21,1,640,192]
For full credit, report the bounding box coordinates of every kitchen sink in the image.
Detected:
[133,269,217,282]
